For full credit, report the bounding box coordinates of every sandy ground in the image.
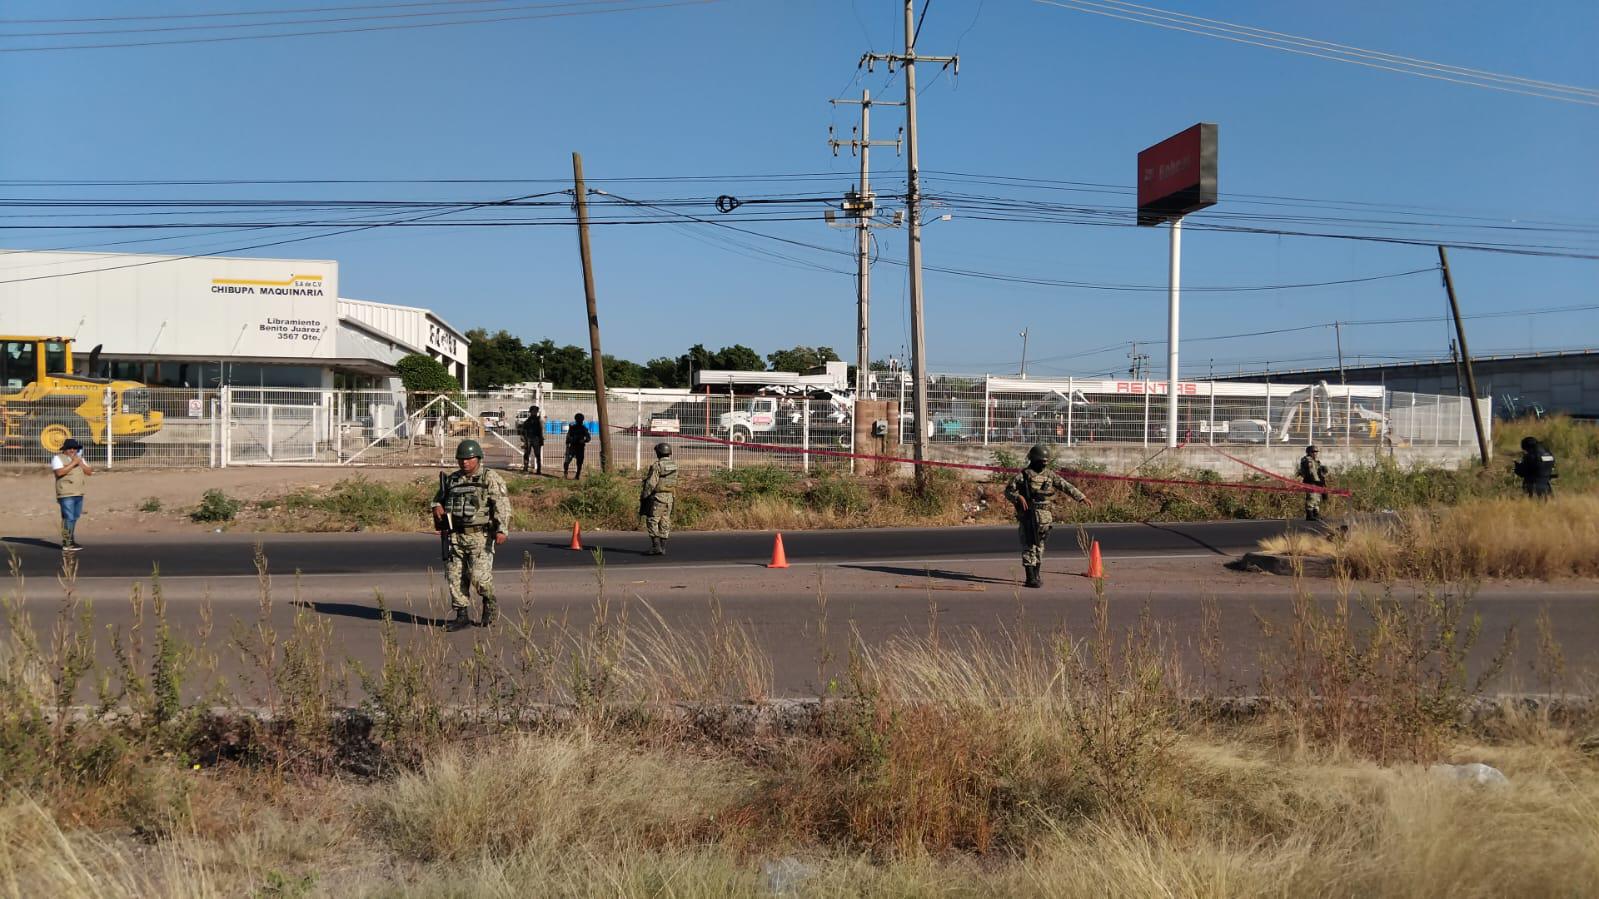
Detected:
[0,465,436,537]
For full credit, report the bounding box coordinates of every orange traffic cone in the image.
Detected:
[568,520,584,551]
[1083,540,1105,579]
[767,533,790,569]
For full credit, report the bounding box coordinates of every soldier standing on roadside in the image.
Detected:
[1298,444,1328,521]
[564,412,592,479]
[431,439,510,632]
[520,404,545,474]
[640,442,678,556]
[1514,435,1557,499]
[1004,444,1089,589]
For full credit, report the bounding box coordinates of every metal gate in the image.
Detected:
[224,388,327,464]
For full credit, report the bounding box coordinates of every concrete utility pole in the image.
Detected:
[1018,328,1029,378]
[1334,320,1346,385]
[572,152,614,472]
[828,90,903,399]
[864,1,956,487]
[1438,246,1490,466]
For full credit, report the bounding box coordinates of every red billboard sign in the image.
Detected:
[1137,123,1217,226]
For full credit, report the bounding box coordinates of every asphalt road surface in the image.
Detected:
[2,520,1591,698]
[0,519,1301,579]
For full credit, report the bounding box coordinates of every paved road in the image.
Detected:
[0,519,1305,578]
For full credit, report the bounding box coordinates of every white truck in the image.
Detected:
[718,393,851,446]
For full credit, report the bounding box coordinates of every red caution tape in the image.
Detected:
[624,426,1350,497]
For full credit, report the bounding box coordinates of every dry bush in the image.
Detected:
[365,731,749,863]
[1255,531,1337,557]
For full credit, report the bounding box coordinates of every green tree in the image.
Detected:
[644,356,681,388]
[767,345,841,374]
[465,328,536,389]
[710,344,763,372]
[394,353,460,393]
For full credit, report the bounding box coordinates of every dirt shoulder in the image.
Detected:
[0,465,431,538]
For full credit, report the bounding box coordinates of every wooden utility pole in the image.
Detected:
[1438,246,1490,466]
[572,152,613,472]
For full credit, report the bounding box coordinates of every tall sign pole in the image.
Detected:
[572,152,614,472]
[1137,123,1217,448]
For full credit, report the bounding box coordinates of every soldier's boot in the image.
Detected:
[1023,565,1042,588]
[647,537,664,556]
[478,596,498,628]
[445,606,472,632]
[658,538,668,557]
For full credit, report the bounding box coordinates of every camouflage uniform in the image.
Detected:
[1004,445,1087,588]
[1298,448,1328,520]
[434,466,510,618]
[640,444,678,555]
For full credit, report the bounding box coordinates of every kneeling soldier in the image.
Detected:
[432,439,510,631]
[640,442,678,556]
[1003,444,1089,588]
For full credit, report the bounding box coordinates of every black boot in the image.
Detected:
[1023,565,1042,588]
[478,596,497,628]
[445,607,472,632]
[647,537,664,556]
[658,538,667,557]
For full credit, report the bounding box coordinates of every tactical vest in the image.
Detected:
[653,460,678,495]
[1021,469,1056,506]
[442,472,492,526]
[1299,457,1325,485]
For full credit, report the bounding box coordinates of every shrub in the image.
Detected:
[556,473,635,528]
[805,475,870,517]
[137,497,162,513]
[714,464,795,497]
[190,490,241,522]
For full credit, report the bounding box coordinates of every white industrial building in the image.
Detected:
[0,249,468,390]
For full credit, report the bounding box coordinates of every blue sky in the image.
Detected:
[3,0,1596,378]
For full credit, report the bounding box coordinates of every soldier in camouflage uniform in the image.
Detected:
[640,442,678,556]
[1298,445,1328,521]
[431,439,511,631]
[1003,444,1089,588]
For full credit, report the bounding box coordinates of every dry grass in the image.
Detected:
[1328,494,1599,580]
[4,550,1598,896]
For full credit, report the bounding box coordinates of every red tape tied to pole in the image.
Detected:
[623,427,1351,498]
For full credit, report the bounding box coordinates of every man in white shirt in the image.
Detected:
[50,438,92,552]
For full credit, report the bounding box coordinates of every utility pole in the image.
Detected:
[1438,246,1490,466]
[572,152,613,472]
[828,90,902,398]
[1018,328,1029,378]
[1334,320,1346,386]
[1128,341,1149,380]
[864,1,957,487]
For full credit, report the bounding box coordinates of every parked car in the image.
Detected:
[1227,418,1270,444]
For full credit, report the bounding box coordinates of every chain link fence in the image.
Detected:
[0,377,1485,471]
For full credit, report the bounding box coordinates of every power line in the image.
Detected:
[0,0,523,25]
[1032,0,1599,107]
[0,0,716,52]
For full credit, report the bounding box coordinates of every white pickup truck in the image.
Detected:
[719,395,851,445]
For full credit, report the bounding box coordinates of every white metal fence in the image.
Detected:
[0,378,1488,470]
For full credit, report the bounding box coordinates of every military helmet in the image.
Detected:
[455,439,483,460]
[1521,436,1539,452]
[1026,444,1051,463]
[1306,444,1319,455]
[654,442,672,458]
[573,412,585,422]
